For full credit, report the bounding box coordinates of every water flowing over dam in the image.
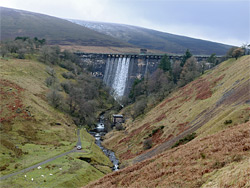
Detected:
[76,53,211,98]
[104,57,131,98]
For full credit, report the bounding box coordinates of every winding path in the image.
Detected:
[0,129,82,181]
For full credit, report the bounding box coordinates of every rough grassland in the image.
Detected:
[0,58,112,187]
[0,129,113,188]
[102,56,250,167]
[85,122,250,188]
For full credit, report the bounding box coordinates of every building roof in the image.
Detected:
[113,114,123,118]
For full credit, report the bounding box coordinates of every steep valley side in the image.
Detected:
[84,56,250,188]
[102,56,250,166]
[85,121,250,188]
[0,59,113,187]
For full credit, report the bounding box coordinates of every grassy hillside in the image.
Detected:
[101,55,250,167]
[0,58,112,187]
[71,20,233,55]
[83,56,250,187]
[85,121,250,188]
[0,7,131,47]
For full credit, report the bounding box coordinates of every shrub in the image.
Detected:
[150,126,165,136]
[58,60,75,71]
[152,129,158,135]
[172,132,196,148]
[62,72,75,79]
[200,153,206,159]
[60,82,71,94]
[213,161,226,169]
[143,138,153,150]
[47,89,63,108]
[224,120,232,125]
[132,98,147,119]
[45,76,56,87]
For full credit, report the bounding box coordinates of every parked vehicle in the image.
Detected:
[77,145,82,150]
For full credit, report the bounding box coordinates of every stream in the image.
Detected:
[89,116,119,171]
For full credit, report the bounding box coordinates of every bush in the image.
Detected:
[58,60,75,71]
[45,76,56,87]
[132,98,147,119]
[62,72,75,79]
[172,132,196,148]
[60,82,71,94]
[224,120,232,125]
[143,138,153,150]
[150,126,165,137]
[200,153,206,159]
[47,89,63,108]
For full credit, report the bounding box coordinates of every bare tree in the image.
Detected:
[47,89,63,108]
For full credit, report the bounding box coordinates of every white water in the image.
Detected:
[112,57,130,98]
[104,57,130,99]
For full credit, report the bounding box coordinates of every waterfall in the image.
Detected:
[145,59,149,76]
[103,57,130,99]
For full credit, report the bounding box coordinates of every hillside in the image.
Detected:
[0,7,131,47]
[70,20,233,55]
[85,121,250,188]
[84,55,250,187]
[0,58,113,187]
[101,56,249,166]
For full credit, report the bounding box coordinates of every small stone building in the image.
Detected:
[113,114,124,125]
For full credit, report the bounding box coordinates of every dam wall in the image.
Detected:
[76,53,210,99]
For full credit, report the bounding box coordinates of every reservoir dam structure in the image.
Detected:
[75,52,210,99]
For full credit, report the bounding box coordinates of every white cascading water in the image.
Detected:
[112,57,130,98]
[103,57,130,99]
[103,57,111,84]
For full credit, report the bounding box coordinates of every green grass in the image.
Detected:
[0,142,75,176]
[0,58,113,187]
[0,129,113,188]
[0,154,104,188]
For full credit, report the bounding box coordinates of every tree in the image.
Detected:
[232,48,244,59]
[181,49,192,67]
[147,68,172,97]
[131,97,147,119]
[47,89,63,108]
[158,54,172,73]
[241,43,250,55]
[39,46,60,64]
[0,45,8,57]
[226,47,238,58]
[178,57,199,87]
[172,60,182,83]
[129,78,144,102]
[207,53,217,66]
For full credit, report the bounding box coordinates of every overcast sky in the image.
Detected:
[1,0,249,46]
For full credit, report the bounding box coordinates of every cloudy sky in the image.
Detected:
[1,0,249,46]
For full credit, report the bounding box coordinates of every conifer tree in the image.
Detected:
[180,49,192,67]
[158,54,172,73]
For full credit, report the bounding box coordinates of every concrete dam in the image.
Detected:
[76,52,210,99]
